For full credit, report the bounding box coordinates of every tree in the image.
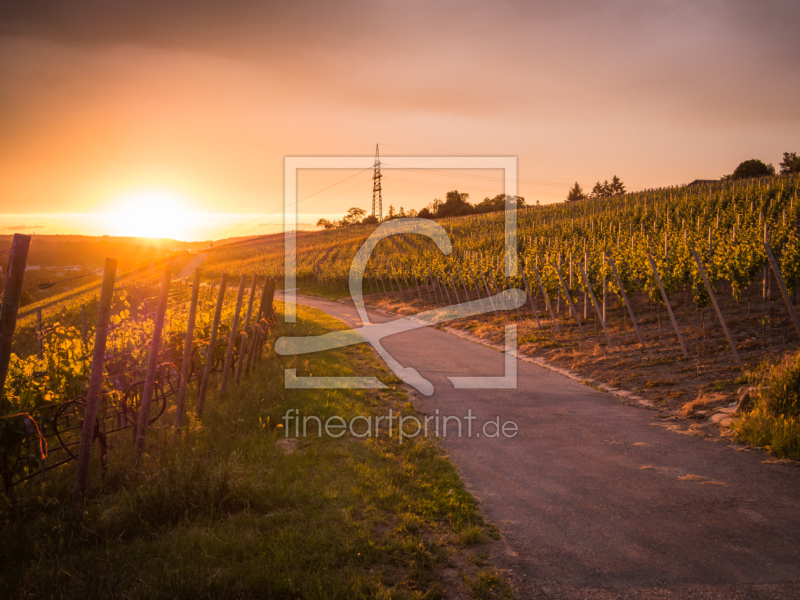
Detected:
[417,207,433,219]
[566,182,586,202]
[438,190,472,217]
[590,181,608,199]
[780,152,800,175]
[361,214,378,225]
[609,175,625,195]
[316,218,335,230]
[729,159,775,180]
[341,207,366,226]
[475,194,525,213]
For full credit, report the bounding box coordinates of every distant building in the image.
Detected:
[25,265,41,270]
[687,179,717,187]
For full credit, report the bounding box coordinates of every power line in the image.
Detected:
[380,163,569,187]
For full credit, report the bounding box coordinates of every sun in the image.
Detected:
[105,190,192,239]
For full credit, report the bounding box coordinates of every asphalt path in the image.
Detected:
[280,293,800,599]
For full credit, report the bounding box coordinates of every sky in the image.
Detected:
[0,0,798,241]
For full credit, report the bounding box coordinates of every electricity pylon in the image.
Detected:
[372,144,382,221]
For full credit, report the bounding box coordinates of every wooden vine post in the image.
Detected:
[646,254,688,357]
[0,234,31,402]
[134,268,172,459]
[689,245,742,369]
[505,275,523,320]
[71,258,116,517]
[197,273,228,417]
[456,271,471,305]
[255,277,271,323]
[763,240,800,339]
[532,265,561,334]
[467,265,486,313]
[553,263,586,338]
[580,263,611,345]
[607,257,648,353]
[220,274,246,395]
[478,271,498,315]
[174,268,201,434]
[520,269,542,329]
[235,274,258,383]
[446,273,459,304]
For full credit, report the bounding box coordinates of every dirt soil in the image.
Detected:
[346,275,800,422]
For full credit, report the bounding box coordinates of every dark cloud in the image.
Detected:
[1,0,798,123]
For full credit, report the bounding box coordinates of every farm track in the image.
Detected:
[282,292,800,600]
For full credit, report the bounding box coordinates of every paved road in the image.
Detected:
[281,293,800,599]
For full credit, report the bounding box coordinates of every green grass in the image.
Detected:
[735,350,800,460]
[0,302,510,599]
[296,280,355,301]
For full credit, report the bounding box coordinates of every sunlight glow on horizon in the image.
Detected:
[104,190,194,240]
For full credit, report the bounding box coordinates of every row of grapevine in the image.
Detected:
[0,244,278,505]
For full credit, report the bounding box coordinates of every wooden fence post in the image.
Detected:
[763,240,800,340]
[647,254,688,357]
[235,274,258,383]
[71,258,116,517]
[244,323,260,376]
[134,268,172,458]
[580,264,612,345]
[0,234,31,403]
[197,274,227,417]
[255,277,270,324]
[220,274,246,395]
[264,278,276,318]
[690,245,742,369]
[608,257,648,352]
[174,268,201,434]
[553,263,586,338]
[532,265,561,334]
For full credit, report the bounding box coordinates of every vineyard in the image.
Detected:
[204,172,800,420]
[0,244,278,504]
[3,173,800,501]
[0,233,509,599]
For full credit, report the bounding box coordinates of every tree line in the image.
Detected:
[564,152,800,203]
[316,191,527,229]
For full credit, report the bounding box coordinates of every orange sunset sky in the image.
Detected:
[0,0,798,241]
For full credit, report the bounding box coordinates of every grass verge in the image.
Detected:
[0,301,510,599]
[734,351,800,460]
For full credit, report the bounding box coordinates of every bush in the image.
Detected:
[734,351,800,459]
[729,159,775,180]
[758,352,800,419]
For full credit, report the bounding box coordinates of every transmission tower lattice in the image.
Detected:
[372,144,382,220]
